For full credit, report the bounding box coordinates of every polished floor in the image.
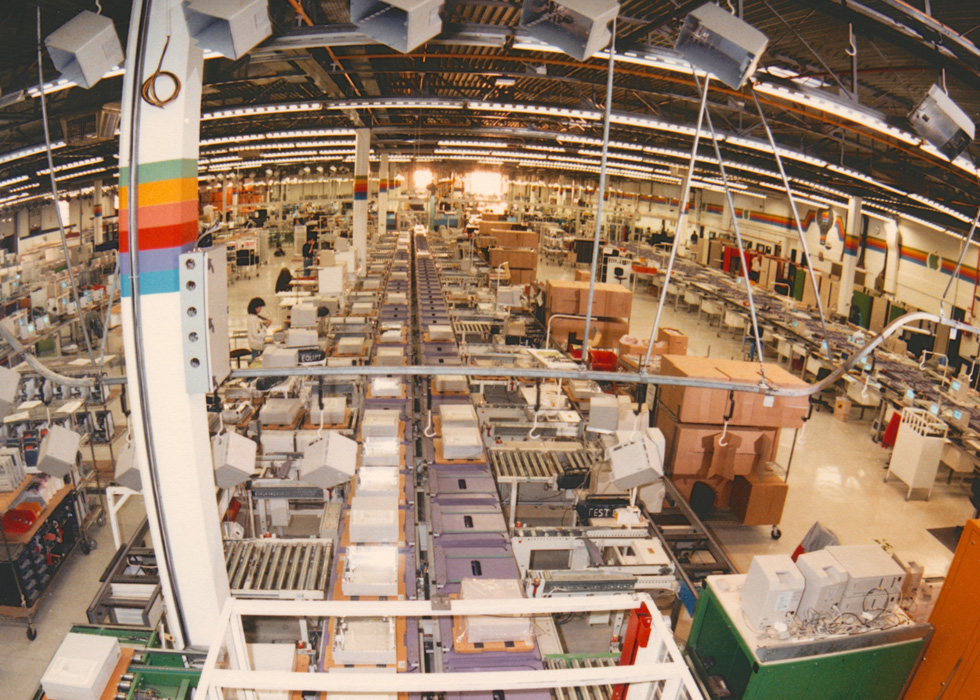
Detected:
[2,244,975,697]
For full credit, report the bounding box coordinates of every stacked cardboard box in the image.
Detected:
[731,463,789,526]
[658,356,805,520]
[478,219,519,236]
[490,248,537,270]
[549,317,629,349]
[492,230,538,248]
[545,280,632,318]
[485,226,538,285]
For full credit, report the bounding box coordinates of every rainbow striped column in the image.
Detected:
[119,159,198,296]
[115,0,228,650]
[352,128,370,265]
[378,153,389,236]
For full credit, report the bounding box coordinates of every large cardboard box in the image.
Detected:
[657,327,688,355]
[546,280,580,315]
[656,408,779,479]
[731,465,788,526]
[545,280,632,319]
[489,248,537,270]
[549,317,629,349]
[577,283,632,317]
[478,219,518,235]
[510,268,535,285]
[659,356,808,428]
[493,230,538,248]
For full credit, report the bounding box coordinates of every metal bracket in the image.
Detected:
[179,245,231,394]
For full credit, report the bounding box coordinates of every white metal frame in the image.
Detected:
[193,594,704,700]
[105,484,141,550]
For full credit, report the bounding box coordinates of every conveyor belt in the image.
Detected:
[223,538,333,599]
[488,447,595,482]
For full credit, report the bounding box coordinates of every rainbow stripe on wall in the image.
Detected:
[118,159,198,296]
[379,178,388,194]
[354,174,368,201]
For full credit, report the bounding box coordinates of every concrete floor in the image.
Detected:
[2,247,974,697]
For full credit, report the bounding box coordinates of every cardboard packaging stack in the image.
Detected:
[544,280,633,348]
[489,243,538,285]
[657,356,806,525]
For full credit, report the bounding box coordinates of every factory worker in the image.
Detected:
[247,297,271,361]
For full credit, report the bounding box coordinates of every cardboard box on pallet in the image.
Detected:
[658,356,808,428]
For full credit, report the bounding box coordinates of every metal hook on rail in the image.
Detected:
[846,24,857,57]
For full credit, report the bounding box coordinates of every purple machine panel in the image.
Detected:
[432,544,520,592]
[430,502,507,536]
[430,474,497,496]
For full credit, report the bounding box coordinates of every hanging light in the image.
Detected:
[908,84,975,160]
[44,10,124,90]
[674,3,768,90]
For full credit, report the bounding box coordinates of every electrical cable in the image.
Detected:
[140,35,180,108]
[35,8,97,367]
[123,0,191,649]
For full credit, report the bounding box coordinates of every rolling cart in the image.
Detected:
[0,476,98,640]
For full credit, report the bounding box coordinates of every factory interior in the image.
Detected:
[3,1,980,699]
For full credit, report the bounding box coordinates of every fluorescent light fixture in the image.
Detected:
[200,128,355,147]
[55,166,108,181]
[0,141,66,166]
[201,102,322,121]
[330,99,464,110]
[37,156,103,176]
[755,82,920,146]
[0,175,29,189]
[438,140,509,148]
[467,102,601,121]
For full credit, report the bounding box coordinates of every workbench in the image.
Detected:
[687,575,931,700]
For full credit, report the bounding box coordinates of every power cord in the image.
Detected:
[141,35,180,108]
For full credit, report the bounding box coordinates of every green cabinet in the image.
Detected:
[687,576,930,700]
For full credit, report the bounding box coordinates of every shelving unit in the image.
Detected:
[0,479,94,639]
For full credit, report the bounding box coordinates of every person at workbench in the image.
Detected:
[247,297,272,361]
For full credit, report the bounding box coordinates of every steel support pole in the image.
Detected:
[118,0,229,648]
[642,80,710,369]
[581,18,617,358]
[353,129,370,268]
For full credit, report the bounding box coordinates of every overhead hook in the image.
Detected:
[845,24,857,57]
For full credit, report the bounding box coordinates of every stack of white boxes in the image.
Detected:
[309,395,346,426]
[376,346,404,366]
[439,403,483,460]
[360,409,401,466]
